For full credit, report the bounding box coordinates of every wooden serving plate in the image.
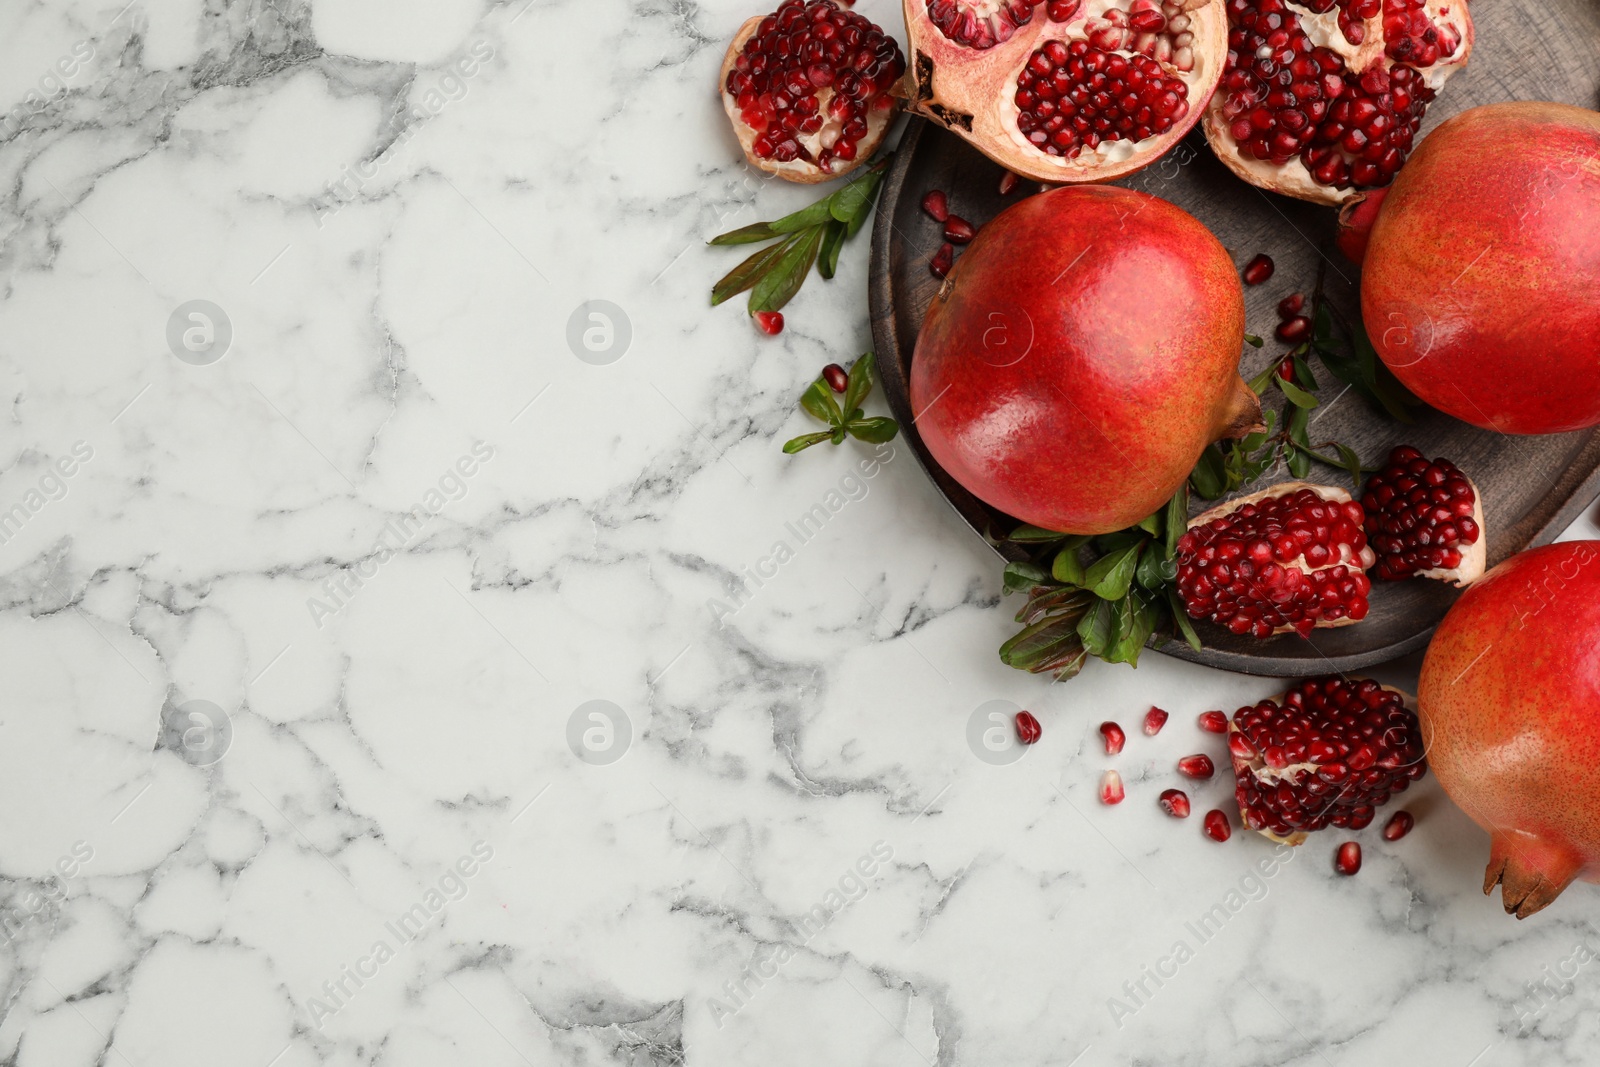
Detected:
[869,0,1600,676]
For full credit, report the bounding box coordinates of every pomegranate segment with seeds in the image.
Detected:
[720,0,907,184]
[904,0,1229,184]
[1199,0,1472,204]
[1175,482,1376,639]
[1228,676,1425,845]
[1361,445,1485,585]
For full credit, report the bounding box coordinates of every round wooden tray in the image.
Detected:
[869,0,1600,676]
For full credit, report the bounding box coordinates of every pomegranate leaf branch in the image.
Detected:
[783,353,899,454]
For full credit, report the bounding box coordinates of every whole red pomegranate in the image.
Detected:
[910,186,1260,534]
[1360,102,1600,434]
[1419,541,1600,918]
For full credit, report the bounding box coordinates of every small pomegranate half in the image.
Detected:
[911,186,1262,535]
[1419,541,1600,918]
[721,0,907,183]
[903,0,1229,184]
[1361,445,1485,585]
[1200,0,1473,205]
[1359,102,1600,433]
[1229,676,1425,845]
[1175,482,1375,638]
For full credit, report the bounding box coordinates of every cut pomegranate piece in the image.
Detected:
[904,0,1229,184]
[1101,769,1126,804]
[1016,709,1043,744]
[1144,706,1169,735]
[1175,482,1376,639]
[755,311,786,335]
[1200,0,1473,204]
[1100,720,1126,754]
[1228,676,1425,845]
[1335,840,1362,874]
[1242,253,1274,285]
[1203,808,1232,840]
[721,0,907,184]
[1382,809,1414,841]
[823,363,849,392]
[1177,754,1215,779]
[1199,710,1228,733]
[922,189,950,221]
[1160,788,1192,817]
[1361,445,1485,585]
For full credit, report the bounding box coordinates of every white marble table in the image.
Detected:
[2,0,1599,1063]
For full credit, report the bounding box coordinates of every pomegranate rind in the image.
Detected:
[719,13,905,185]
[903,0,1229,184]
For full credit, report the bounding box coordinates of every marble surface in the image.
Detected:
[2,0,1600,1064]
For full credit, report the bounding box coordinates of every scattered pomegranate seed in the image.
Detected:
[1198,711,1228,733]
[822,363,848,393]
[930,242,954,279]
[1277,315,1311,343]
[997,170,1020,196]
[1203,809,1232,841]
[1144,707,1168,735]
[1278,293,1304,318]
[1159,788,1191,818]
[1177,754,1215,779]
[1382,810,1415,841]
[1277,356,1296,382]
[1099,721,1126,755]
[1242,253,1275,285]
[1015,710,1042,745]
[944,215,976,244]
[1335,841,1362,875]
[1100,769,1125,805]
[755,311,784,335]
[921,189,949,222]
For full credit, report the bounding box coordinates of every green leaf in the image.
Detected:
[1335,442,1364,489]
[1000,616,1086,673]
[1276,374,1320,409]
[1014,586,1095,626]
[750,226,824,313]
[1052,543,1086,586]
[1084,542,1143,600]
[1246,362,1280,394]
[800,379,843,426]
[769,198,837,235]
[842,352,876,418]
[1002,561,1049,593]
[782,431,835,454]
[1167,587,1202,651]
[1104,592,1159,665]
[1287,402,1310,448]
[1292,354,1318,392]
[1287,444,1311,478]
[845,417,898,443]
[709,221,781,246]
[1190,444,1227,499]
[832,162,888,238]
[710,236,795,306]
[1244,333,1264,348]
[1135,548,1176,590]
[1136,512,1163,537]
[1163,485,1188,557]
[817,219,847,280]
[1077,597,1121,658]
[1007,525,1073,545]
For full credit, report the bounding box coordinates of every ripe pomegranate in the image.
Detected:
[911,187,1261,534]
[1175,482,1375,638]
[903,0,1229,184]
[1229,676,1425,844]
[1359,102,1600,433]
[1418,541,1600,918]
[721,0,907,183]
[1361,445,1484,584]
[1200,0,1472,205]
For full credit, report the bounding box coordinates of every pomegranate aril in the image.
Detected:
[1203,809,1232,841]
[1178,754,1215,779]
[1278,293,1304,318]
[1277,356,1295,382]
[944,215,976,244]
[930,242,955,278]
[1199,710,1228,733]
[755,311,785,335]
[1242,253,1275,285]
[1015,709,1042,744]
[1160,788,1191,818]
[1382,809,1414,840]
[1335,840,1362,874]
[1144,706,1169,735]
[997,170,1021,196]
[1013,39,1190,159]
[1276,315,1311,343]
[922,189,950,222]
[1100,720,1126,755]
[1100,769,1126,805]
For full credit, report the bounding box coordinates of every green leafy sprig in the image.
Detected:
[783,352,899,454]
[710,156,891,320]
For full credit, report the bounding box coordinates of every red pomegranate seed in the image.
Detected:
[1382,809,1415,841]
[1278,293,1305,318]
[1015,710,1042,745]
[1100,769,1125,805]
[1159,788,1191,818]
[1242,253,1275,285]
[1276,315,1311,343]
[997,170,1020,196]
[1335,841,1362,875]
[1099,721,1125,755]
[1361,446,1483,581]
[930,242,954,278]
[1277,356,1296,382]
[944,215,976,244]
[1177,754,1215,779]
[1013,38,1191,158]
[1203,809,1231,841]
[1198,711,1228,733]
[822,363,848,392]
[755,311,784,335]
[1144,707,1168,736]
[921,189,949,222]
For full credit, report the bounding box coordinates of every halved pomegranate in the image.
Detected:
[904,0,1229,183]
[1200,0,1472,204]
[1229,676,1425,845]
[721,0,908,183]
[1174,482,1376,638]
[1361,445,1485,585]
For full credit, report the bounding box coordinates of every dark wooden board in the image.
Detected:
[869,0,1600,676]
